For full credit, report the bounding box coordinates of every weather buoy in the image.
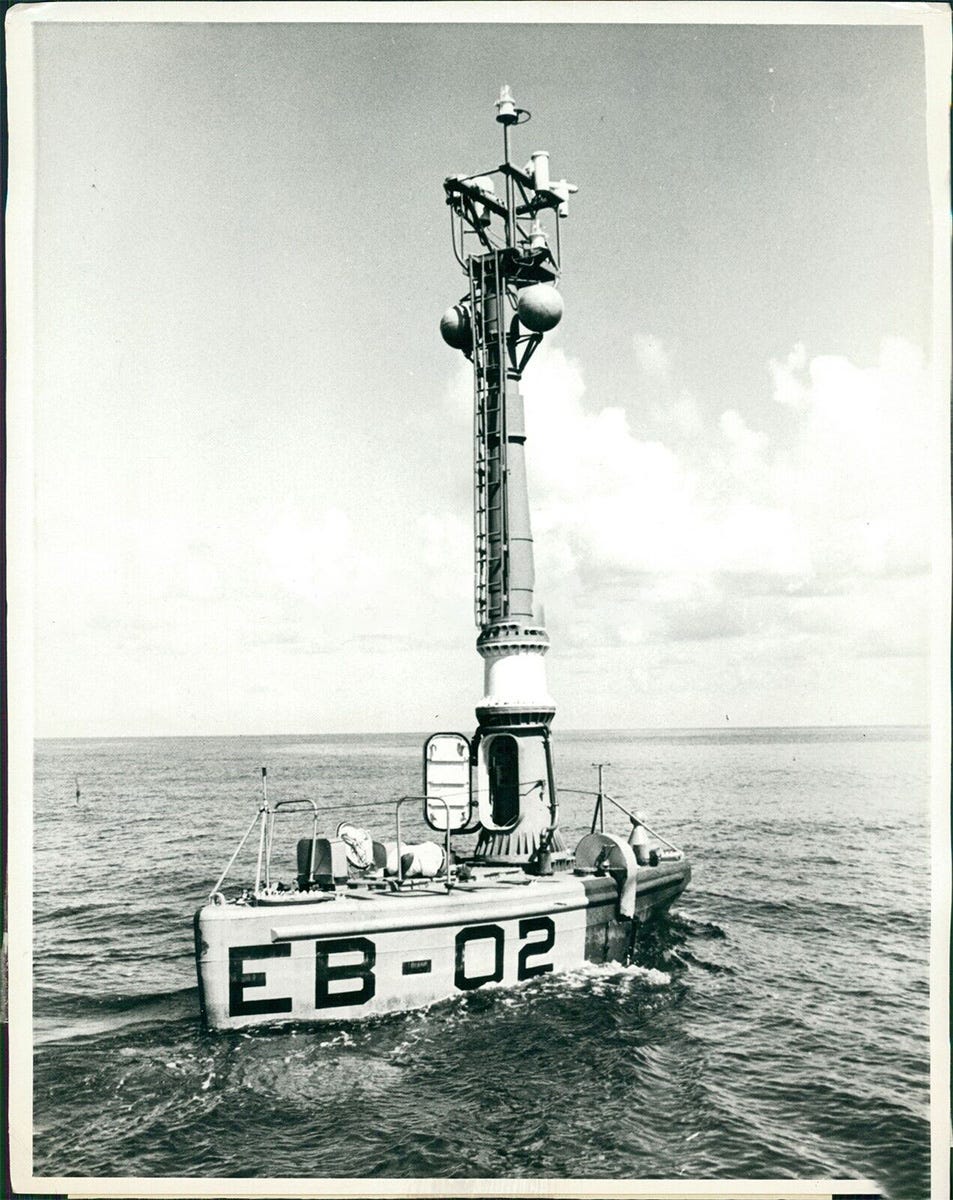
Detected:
[517,283,563,332]
[440,303,472,351]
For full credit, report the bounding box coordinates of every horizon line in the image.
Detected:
[34,722,931,742]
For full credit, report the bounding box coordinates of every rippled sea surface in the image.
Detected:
[32,727,932,1195]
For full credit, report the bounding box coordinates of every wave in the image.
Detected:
[34,983,200,1044]
[34,901,110,925]
[695,888,928,934]
[665,913,727,940]
[669,948,735,975]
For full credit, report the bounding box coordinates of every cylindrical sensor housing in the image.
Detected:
[531,151,550,191]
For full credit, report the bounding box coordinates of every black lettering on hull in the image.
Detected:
[517,915,555,979]
[454,923,504,991]
[228,943,292,1017]
[314,937,377,1008]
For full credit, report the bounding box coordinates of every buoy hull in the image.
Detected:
[195,861,690,1030]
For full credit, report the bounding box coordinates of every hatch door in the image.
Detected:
[423,732,473,831]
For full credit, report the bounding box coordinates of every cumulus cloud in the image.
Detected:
[775,337,933,580]
[769,342,809,408]
[522,347,808,583]
[520,337,934,659]
[633,332,671,381]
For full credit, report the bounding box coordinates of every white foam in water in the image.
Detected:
[560,962,672,989]
[318,1030,355,1049]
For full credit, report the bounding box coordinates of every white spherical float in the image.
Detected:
[516,283,564,333]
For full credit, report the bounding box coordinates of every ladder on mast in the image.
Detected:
[470,252,509,628]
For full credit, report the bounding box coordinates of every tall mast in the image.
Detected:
[441,88,578,865]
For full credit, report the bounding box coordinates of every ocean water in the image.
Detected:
[31,727,932,1195]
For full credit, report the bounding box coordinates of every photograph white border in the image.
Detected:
[6,3,950,1197]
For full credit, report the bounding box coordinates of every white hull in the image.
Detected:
[195,862,690,1030]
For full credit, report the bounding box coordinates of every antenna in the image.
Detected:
[495,85,529,247]
[591,763,611,833]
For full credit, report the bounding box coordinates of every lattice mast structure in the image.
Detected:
[441,87,578,865]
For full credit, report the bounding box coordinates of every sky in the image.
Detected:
[20,7,947,737]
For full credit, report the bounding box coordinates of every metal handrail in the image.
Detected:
[266,798,321,892]
[209,806,263,903]
[272,798,321,813]
[557,787,683,855]
[211,789,464,904]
